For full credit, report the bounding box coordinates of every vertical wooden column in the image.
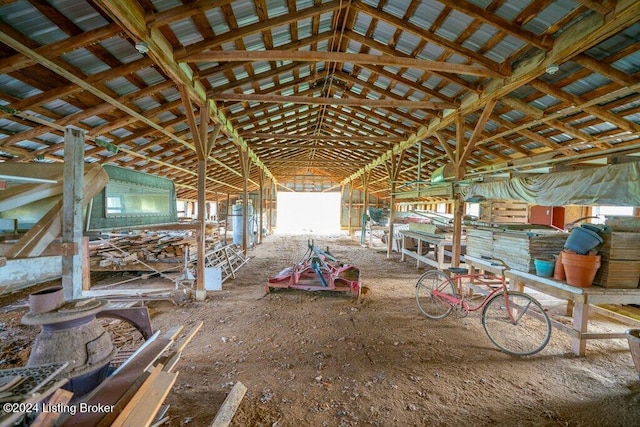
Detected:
[451,100,496,267]
[451,113,465,268]
[62,127,85,300]
[347,183,354,236]
[360,171,370,246]
[237,146,251,254]
[181,87,221,300]
[385,151,404,259]
[257,171,265,244]
[196,158,207,298]
[268,180,274,234]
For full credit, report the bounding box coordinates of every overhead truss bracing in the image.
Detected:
[0,0,637,201]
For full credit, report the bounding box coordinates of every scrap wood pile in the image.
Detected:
[52,322,204,427]
[89,227,220,271]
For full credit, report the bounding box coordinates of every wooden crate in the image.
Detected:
[597,232,640,261]
[479,201,528,224]
[593,260,640,289]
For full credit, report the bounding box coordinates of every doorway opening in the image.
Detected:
[276,192,341,235]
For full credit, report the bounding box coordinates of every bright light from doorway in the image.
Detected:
[276,192,341,235]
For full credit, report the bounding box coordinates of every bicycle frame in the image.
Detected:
[432,273,506,313]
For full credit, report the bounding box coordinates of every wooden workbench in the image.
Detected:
[399,230,465,270]
[465,255,640,356]
[505,269,640,356]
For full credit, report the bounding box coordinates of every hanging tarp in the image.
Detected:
[461,161,640,206]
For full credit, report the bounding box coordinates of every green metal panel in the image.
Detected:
[86,165,177,231]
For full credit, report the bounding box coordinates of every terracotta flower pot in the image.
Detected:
[553,252,566,281]
[561,252,601,287]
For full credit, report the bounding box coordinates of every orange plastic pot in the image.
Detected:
[553,252,566,281]
[561,252,601,287]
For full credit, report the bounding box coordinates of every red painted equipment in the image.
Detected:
[266,240,361,298]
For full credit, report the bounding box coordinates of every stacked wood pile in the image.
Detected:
[493,230,566,273]
[89,232,197,270]
[58,323,202,427]
[466,228,495,258]
[593,232,640,288]
[479,201,529,224]
[466,227,566,273]
[89,227,221,271]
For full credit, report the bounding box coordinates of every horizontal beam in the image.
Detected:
[182,50,503,78]
[241,132,402,142]
[209,93,453,109]
[249,143,386,150]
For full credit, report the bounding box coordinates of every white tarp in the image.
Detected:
[461,161,640,206]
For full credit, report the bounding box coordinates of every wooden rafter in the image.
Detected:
[183,50,502,78]
[459,99,497,166]
[210,93,454,109]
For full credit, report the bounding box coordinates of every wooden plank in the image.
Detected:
[110,364,164,427]
[31,388,74,427]
[94,370,151,427]
[61,328,178,426]
[593,259,640,288]
[174,321,203,353]
[115,371,178,427]
[211,382,248,427]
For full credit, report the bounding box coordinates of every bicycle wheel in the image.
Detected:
[415,270,456,319]
[482,291,551,356]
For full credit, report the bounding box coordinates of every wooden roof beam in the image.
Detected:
[436,0,552,51]
[0,23,121,75]
[354,0,509,77]
[209,92,454,109]
[345,30,477,93]
[241,133,401,142]
[183,50,502,78]
[96,0,275,185]
[174,1,349,59]
[343,0,640,185]
[529,79,640,135]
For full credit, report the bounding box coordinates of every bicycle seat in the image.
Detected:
[447,267,468,275]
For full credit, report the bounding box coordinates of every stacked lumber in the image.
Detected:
[479,201,529,224]
[60,323,202,427]
[465,228,495,258]
[492,230,567,273]
[593,232,640,288]
[89,229,221,270]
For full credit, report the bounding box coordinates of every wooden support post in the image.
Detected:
[257,171,265,245]
[385,151,404,258]
[387,182,396,258]
[347,183,353,236]
[82,236,91,291]
[236,146,251,254]
[572,302,589,356]
[451,195,463,268]
[62,127,84,300]
[196,158,207,300]
[268,181,274,234]
[451,113,466,268]
[360,171,371,246]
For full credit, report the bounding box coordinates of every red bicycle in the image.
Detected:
[415,260,551,356]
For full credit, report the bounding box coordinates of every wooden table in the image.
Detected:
[464,255,507,276]
[399,230,465,270]
[505,269,640,356]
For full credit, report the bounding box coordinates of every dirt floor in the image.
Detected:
[3,233,640,426]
